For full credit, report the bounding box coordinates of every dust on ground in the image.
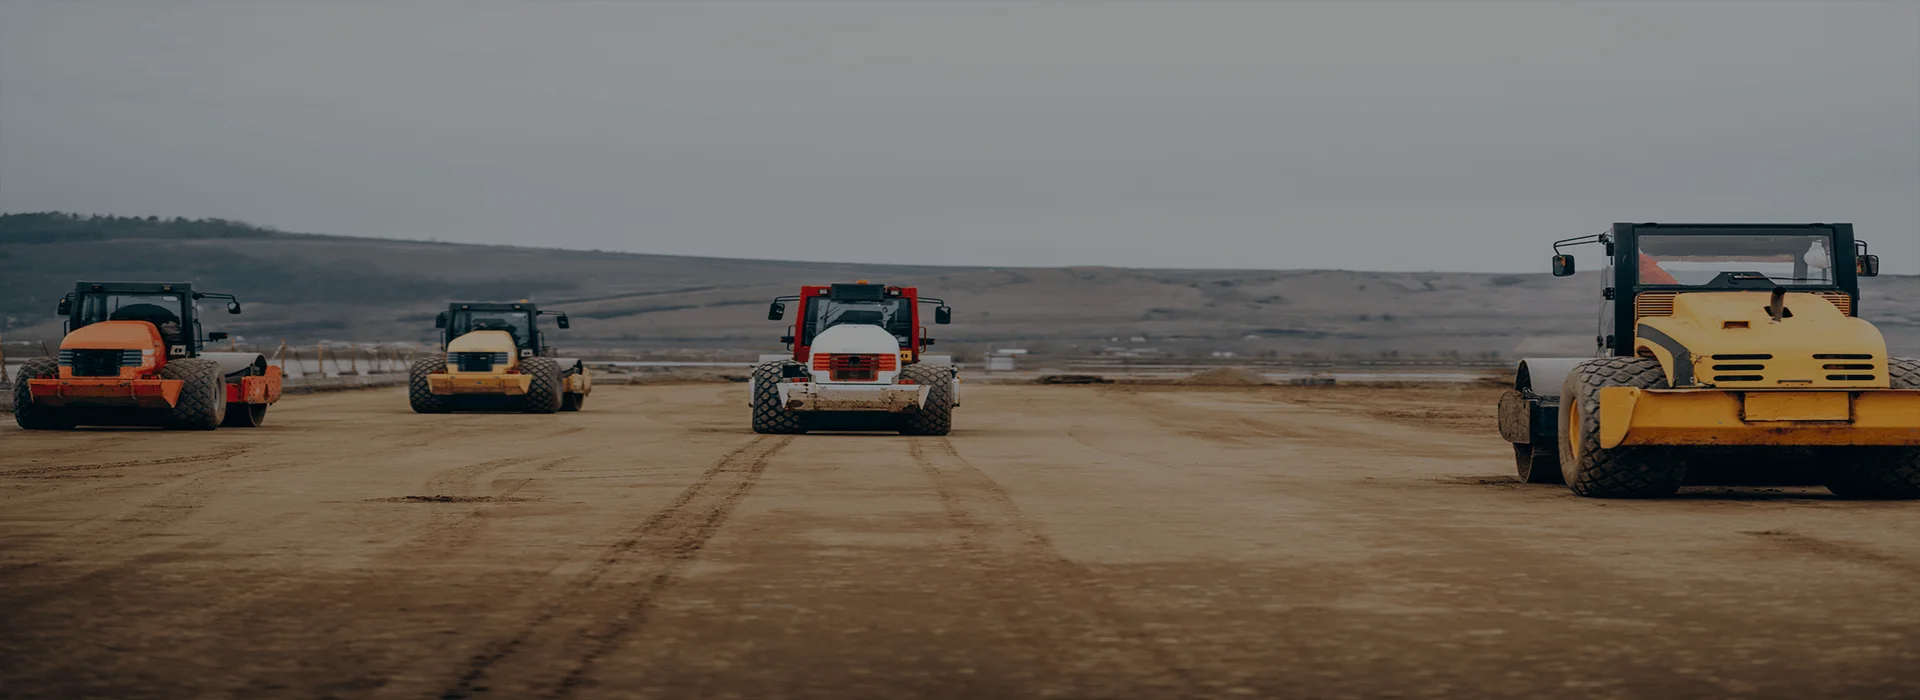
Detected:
[2,383,1915,699]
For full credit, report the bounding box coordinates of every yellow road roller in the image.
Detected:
[1499,223,1918,498]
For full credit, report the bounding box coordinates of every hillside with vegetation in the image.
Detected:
[4,213,1916,360]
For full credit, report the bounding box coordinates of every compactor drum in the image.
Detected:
[752,282,959,435]
[1499,223,1919,498]
[409,302,590,414]
[14,282,282,430]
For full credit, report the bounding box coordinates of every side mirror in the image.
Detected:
[934,305,952,324]
[1858,254,1880,277]
[226,301,242,315]
[56,295,71,315]
[208,331,229,341]
[555,313,571,329]
[435,312,448,329]
[768,302,787,321]
[1552,254,1576,277]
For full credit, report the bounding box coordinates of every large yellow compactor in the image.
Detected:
[1499,223,1918,498]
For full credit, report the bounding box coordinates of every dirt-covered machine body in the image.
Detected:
[14,281,282,430]
[751,282,959,434]
[1500,223,1920,498]
[409,302,590,413]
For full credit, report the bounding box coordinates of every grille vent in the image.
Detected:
[1634,292,1676,319]
[1814,292,1852,316]
[450,352,510,372]
[812,353,896,382]
[58,349,143,377]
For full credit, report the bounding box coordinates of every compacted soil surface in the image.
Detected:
[2,384,1915,699]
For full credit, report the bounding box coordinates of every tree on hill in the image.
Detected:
[0,212,283,244]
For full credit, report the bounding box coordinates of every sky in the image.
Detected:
[1,1,1916,273]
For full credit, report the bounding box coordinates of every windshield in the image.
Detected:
[1637,234,1835,287]
[452,310,535,349]
[74,293,192,345]
[804,298,912,347]
[77,293,187,326]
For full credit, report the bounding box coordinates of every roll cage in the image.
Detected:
[1550,223,1877,357]
[765,283,952,363]
[56,281,245,357]
[434,302,572,356]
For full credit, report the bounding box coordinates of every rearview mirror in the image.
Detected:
[226,301,242,314]
[208,331,229,341]
[1858,254,1880,277]
[555,313,571,329]
[768,302,787,321]
[435,312,448,329]
[1552,254,1576,277]
[56,295,71,315]
[934,305,952,325]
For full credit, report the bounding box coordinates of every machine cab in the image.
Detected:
[765,282,951,364]
[1550,223,1873,357]
[59,282,242,358]
[435,302,570,357]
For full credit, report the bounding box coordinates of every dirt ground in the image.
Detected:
[2,383,1917,699]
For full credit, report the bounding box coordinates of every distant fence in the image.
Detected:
[1,341,423,381]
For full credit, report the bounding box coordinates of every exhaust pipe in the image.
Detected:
[1768,286,1787,323]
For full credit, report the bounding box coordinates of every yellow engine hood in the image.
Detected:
[1636,291,1888,389]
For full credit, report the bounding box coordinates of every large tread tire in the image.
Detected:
[160,358,227,430]
[520,357,563,414]
[1559,357,1684,498]
[1822,357,1920,499]
[751,361,807,434]
[409,357,452,414]
[13,358,75,430]
[898,364,955,436]
[1513,442,1563,484]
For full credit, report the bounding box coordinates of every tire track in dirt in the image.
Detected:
[0,447,253,478]
[437,434,793,700]
[0,454,302,596]
[909,437,1196,692]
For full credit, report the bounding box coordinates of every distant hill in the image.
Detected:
[4,212,1917,359]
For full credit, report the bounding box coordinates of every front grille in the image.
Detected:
[59,349,142,377]
[450,352,510,372]
[812,353,896,382]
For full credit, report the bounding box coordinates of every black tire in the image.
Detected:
[898,364,954,436]
[14,357,75,430]
[1822,357,1920,499]
[561,392,586,412]
[409,357,452,414]
[751,361,806,434]
[1559,357,1684,498]
[1513,442,1563,484]
[520,357,563,414]
[161,358,227,430]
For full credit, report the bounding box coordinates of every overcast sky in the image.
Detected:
[2,1,1915,273]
